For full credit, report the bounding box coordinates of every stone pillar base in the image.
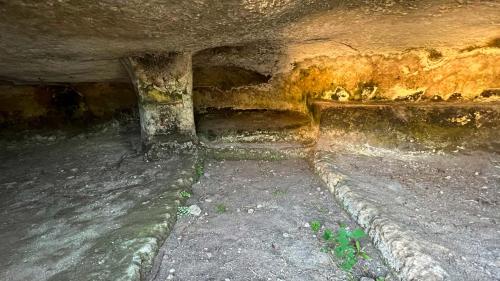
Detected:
[123,53,196,157]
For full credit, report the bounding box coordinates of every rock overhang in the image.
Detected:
[0,0,499,83]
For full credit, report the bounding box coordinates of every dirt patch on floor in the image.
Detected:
[149,159,392,281]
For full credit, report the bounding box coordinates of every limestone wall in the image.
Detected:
[1,47,499,130]
[194,47,500,113]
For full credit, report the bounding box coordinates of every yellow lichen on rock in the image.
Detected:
[194,47,500,113]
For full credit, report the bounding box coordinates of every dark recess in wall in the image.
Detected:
[0,83,137,130]
[50,86,85,119]
[193,66,270,91]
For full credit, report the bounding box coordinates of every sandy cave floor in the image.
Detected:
[149,159,391,281]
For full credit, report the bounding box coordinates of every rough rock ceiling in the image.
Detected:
[0,0,498,83]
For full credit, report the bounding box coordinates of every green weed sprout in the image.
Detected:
[311,220,371,272]
[179,190,191,199]
[177,206,190,217]
[310,220,321,232]
[215,204,227,213]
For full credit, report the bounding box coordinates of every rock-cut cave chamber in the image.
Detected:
[0,1,499,281]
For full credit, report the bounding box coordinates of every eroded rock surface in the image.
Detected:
[123,53,196,149]
[313,141,500,280]
[0,0,499,83]
[0,124,199,281]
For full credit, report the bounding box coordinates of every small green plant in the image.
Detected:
[311,221,371,272]
[179,190,191,199]
[376,277,385,281]
[322,229,333,240]
[177,206,190,217]
[195,162,204,180]
[310,220,321,232]
[272,189,286,196]
[215,204,227,213]
[332,227,370,271]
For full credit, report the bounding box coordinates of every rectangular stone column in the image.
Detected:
[122,53,196,155]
